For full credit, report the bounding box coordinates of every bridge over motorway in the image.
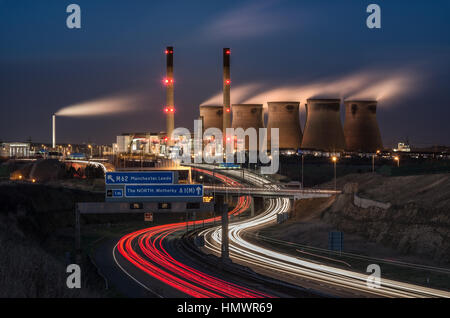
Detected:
[186,163,340,199]
[204,185,340,199]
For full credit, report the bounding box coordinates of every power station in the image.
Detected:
[112,47,385,157]
[343,100,383,152]
[301,98,346,152]
[266,101,302,150]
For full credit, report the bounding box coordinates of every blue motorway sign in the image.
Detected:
[105,171,174,185]
[112,189,123,197]
[125,184,203,198]
[106,188,124,198]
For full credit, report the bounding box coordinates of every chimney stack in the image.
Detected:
[223,48,231,136]
[164,46,175,145]
[52,114,56,149]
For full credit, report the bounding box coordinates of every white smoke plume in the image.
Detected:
[201,68,420,109]
[56,93,144,117]
[200,83,263,106]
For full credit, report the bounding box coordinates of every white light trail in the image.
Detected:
[198,167,450,298]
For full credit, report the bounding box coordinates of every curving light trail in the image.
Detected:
[198,167,450,298]
[114,169,272,298]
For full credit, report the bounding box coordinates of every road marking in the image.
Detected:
[112,242,164,298]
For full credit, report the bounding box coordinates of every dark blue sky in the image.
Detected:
[1,0,449,147]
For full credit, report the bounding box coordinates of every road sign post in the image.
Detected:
[221,203,229,260]
[328,231,343,254]
[216,195,229,261]
[75,204,81,263]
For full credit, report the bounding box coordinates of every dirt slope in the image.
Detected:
[265,173,450,265]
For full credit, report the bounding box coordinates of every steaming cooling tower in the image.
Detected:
[231,104,264,130]
[266,101,302,150]
[343,100,383,152]
[231,104,264,150]
[199,105,223,131]
[301,99,346,152]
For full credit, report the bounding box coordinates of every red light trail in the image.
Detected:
[115,169,272,298]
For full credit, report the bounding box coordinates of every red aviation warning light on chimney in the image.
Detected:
[163,78,174,85]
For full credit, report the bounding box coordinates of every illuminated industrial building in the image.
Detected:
[114,133,167,155]
[0,142,31,158]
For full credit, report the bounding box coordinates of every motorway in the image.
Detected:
[108,164,449,298]
[195,165,450,298]
[111,170,276,298]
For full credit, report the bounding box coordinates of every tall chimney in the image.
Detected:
[165,46,175,145]
[52,114,56,149]
[222,48,231,136]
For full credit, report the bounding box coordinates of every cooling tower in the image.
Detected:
[231,104,264,150]
[266,101,302,150]
[301,98,346,152]
[199,105,223,131]
[343,100,383,152]
[231,104,264,130]
[164,46,174,145]
[223,48,231,134]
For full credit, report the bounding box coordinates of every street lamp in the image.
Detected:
[331,156,337,191]
[88,144,92,159]
[372,150,381,173]
[393,156,400,167]
[140,144,144,168]
[301,153,304,189]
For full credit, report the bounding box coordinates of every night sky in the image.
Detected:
[1,0,449,147]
